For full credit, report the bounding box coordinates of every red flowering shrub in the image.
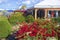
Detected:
[15,20,58,40]
[17,24,29,35]
[29,29,38,37]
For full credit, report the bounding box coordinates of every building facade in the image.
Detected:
[34,0,60,20]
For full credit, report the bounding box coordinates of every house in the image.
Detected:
[34,0,60,20]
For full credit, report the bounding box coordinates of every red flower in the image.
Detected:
[39,28,47,36]
[29,25,34,31]
[22,25,29,32]
[33,22,38,25]
[29,25,38,31]
[17,24,29,35]
[51,29,56,37]
[29,29,38,37]
[45,33,51,37]
[17,29,24,36]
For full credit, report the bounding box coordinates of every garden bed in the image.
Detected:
[0,12,60,40]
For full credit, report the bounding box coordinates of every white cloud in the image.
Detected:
[19,6,22,9]
[0,0,8,3]
[31,0,35,2]
[0,8,4,10]
[16,2,19,4]
[0,1,2,3]
[7,3,11,6]
[22,0,31,4]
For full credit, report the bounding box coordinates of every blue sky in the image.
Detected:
[0,0,43,10]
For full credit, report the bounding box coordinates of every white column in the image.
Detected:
[35,9,38,20]
[48,11,50,18]
[45,9,48,19]
[56,11,58,17]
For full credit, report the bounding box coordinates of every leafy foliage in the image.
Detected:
[51,17,60,23]
[0,16,12,38]
[8,12,25,25]
[26,15,34,23]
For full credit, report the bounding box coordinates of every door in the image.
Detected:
[37,9,45,18]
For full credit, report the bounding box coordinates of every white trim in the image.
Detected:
[34,5,60,8]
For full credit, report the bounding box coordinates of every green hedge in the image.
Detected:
[0,16,12,38]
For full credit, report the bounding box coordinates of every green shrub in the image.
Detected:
[0,16,12,38]
[8,12,25,25]
[51,17,60,23]
[26,15,34,23]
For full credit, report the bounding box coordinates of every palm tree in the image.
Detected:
[21,5,26,10]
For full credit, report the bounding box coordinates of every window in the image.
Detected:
[48,10,56,18]
[37,9,45,18]
[58,11,60,17]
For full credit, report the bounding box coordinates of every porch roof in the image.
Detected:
[34,0,60,8]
